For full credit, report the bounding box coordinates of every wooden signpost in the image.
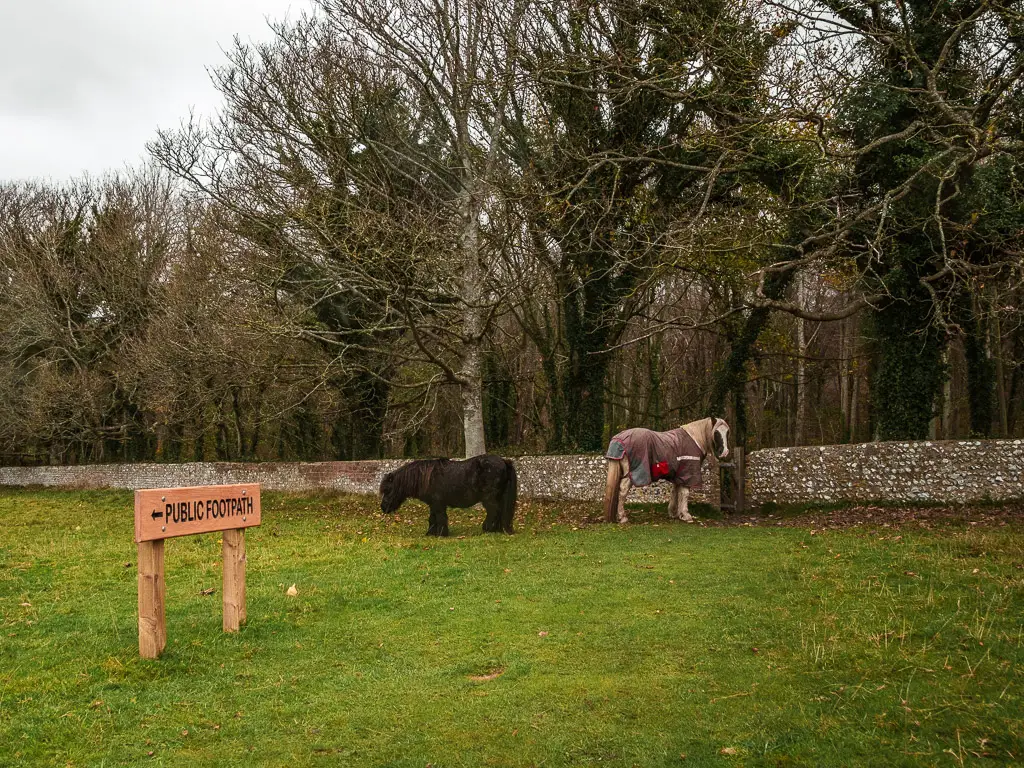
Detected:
[134,483,261,659]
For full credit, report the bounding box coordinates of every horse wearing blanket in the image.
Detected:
[603,417,730,523]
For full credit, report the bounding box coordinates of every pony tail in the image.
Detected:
[501,460,518,533]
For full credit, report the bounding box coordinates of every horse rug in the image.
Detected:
[606,427,705,488]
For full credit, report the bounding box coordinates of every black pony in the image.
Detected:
[379,455,517,536]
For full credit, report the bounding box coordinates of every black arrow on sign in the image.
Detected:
[151,509,163,521]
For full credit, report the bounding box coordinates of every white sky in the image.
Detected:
[0,0,309,182]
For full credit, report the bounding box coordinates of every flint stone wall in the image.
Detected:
[0,439,1021,506]
[0,455,718,504]
[745,439,1024,505]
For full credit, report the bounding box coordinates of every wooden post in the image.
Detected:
[734,446,745,514]
[718,446,746,515]
[222,529,246,632]
[719,459,734,513]
[137,540,166,659]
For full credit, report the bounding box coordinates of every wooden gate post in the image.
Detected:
[222,528,246,632]
[137,539,166,659]
[735,446,745,514]
[719,446,745,515]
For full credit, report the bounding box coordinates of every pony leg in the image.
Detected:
[427,503,450,536]
[482,500,500,533]
[501,461,517,533]
[603,459,622,523]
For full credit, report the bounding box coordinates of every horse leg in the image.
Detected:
[603,459,622,523]
[675,486,693,522]
[617,473,632,524]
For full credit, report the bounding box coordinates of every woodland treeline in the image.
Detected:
[1,0,1022,465]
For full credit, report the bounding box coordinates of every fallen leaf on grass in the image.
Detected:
[468,668,505,682]
[286,584,298,597]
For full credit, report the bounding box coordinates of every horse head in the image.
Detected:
[379,471,403,514]
[711,417,730,459]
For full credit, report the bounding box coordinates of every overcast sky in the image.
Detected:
[1,0,309,182]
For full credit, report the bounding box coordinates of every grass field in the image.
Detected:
[1,488,1022,767]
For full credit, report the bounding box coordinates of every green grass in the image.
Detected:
[1,488,1022,767]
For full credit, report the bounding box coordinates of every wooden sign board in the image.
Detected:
[134,483,261,543]
[134,483,261,659]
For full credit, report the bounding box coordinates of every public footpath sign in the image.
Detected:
[133,484,261,658]
[135,484,260,542]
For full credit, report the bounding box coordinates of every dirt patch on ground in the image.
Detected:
[515,498,1024,532]
[703,501,1024,531]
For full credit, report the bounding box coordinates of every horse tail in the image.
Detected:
[501,459,517,533]
[604,459,622,523]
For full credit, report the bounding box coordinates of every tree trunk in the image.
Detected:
[565,357,607,451]
[794,274,808,445]
[459,184,487,459]
[993,306,1008,436]
[961,293,995,438]
[461,347,487,458]
[560,266,614,452]
[540,352,566,452]
[840,314,850,441]
[941,349,953,438]
[871,296,947,441]
[711,269,798,436]
[849,355,860,443]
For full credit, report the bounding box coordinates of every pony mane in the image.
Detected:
[390,458,450,497]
